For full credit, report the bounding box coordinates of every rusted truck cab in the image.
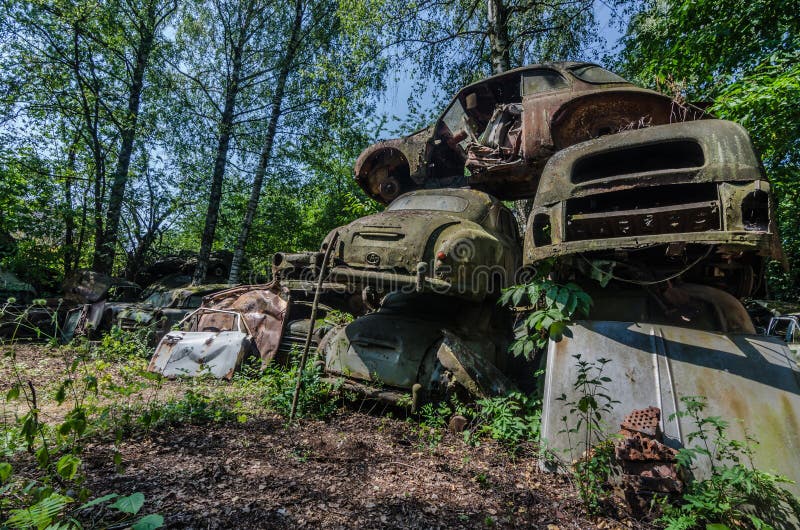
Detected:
[523,119,783,298]
[356,62,702,203]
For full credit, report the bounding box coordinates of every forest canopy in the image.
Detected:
[0,0,797,296]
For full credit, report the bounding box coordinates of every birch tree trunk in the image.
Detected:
[192,32,247,285]
[227,0,304,285]
[93,3,158,274]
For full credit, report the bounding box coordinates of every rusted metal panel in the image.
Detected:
[195,282,290,365]
[149,327,250,379]
[321,311,443,389]
[355,62,704,203]
[540,320,800,494]
[523,120,784,298]
[435,331,517,397]
[319,293,514,403]
[531,119,764,207]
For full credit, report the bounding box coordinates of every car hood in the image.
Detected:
[336,210,464,272]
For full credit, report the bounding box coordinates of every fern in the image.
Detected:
[5,492,72,530]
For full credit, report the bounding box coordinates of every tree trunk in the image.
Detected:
[487,0,510,74]
[192,33,247,285]
[227,0,304,285]
[63,139,77,277]
[93,7,157,274]
[488,0,529,225]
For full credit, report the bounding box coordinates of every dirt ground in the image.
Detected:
[2,344,651,529]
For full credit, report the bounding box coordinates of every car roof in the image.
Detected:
[454,62,621,93]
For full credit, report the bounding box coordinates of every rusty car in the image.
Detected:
[355,62,704,203]
[522,119,783,298]
[322,188,522,302]
[318,291,517,408]
[148,307,255,379]
[148,278,364,378]
[60,270,143,341]
[115,280,230,340]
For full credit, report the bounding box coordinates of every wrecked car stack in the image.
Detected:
[144,61,800,492]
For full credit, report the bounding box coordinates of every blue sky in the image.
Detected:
[373,0,628,134]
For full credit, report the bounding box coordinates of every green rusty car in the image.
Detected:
[322,188,522,302]
[115,281,230,341]
[523,119,783,298]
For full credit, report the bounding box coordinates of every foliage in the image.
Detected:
[471,392,541,449]
[256,355,341,421]
[620,0,800,297]
[658,396,800,529]
[412,392,541,451]
[500,264,593,358]
[557,355,619,513]
[339,0,610,131]
[2,336,163,528]
[93,325,154,361]
[1,465,164,530]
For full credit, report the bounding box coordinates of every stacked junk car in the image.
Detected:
[144,63,800,504]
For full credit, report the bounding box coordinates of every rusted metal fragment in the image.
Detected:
[436,331,517,398]
[194,282,290,365]
[612,408,683,515]
[619,406,661,438]
[355,62,704,203]
[149,325,250,379]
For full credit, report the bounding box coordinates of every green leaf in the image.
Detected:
[5,492,72,530]
[35,446,50,468]
[549,321,567,341]
[110,492,145,515]
[6,383,20,401]
[79,493,118,510]
[132,513,165,530]
[511,287,524,306]
[706,524,732,530]
[0,462,11,483]
[56,454,81,481]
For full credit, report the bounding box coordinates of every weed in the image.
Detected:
[1,462,163,529]
[471,392,541,450]
[557,354,619,513]
[658,396,800,529]
[257,353,340,420]
[414,401,452,448]
[500,264,593,359]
